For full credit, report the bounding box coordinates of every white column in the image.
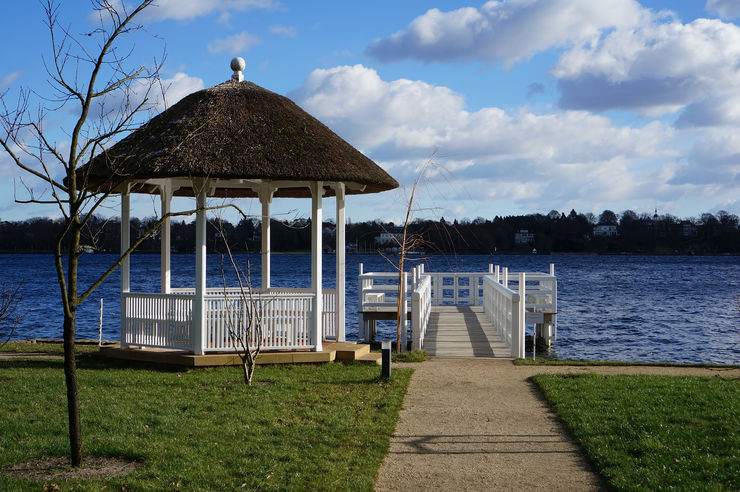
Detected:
[310,181,323,351]
[160,182,172,293]
[193,179,208,355]
[120,186,130,293]
[260,184,272,289]
[334,183,346,341]
[120,184,130,348]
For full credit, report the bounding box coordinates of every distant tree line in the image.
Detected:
[0,208,738,255]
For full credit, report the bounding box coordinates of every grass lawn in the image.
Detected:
[532,373,740,491]
[0,350,412,491]
[392,349,428,363]
[0,340,102,355]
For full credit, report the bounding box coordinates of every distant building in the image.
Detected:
[514,229,535,245]
[375,231,403,245]
[593,224,619,237]
[680,221,697,237]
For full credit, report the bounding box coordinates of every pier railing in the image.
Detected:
[122,288,336,352]
[482,274,525,358]
[411,274,432,351]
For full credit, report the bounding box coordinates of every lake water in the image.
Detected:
[1,253,738,364]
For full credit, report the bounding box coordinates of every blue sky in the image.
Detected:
[1,0,739,224]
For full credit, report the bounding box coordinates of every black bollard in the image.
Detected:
[381,340,391,379]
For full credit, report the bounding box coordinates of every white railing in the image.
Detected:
[122,292,194,350]
[203,291,314,351]
[122,288,337,352]
[411,274,432,350]
[426,271,492,306]
[495,268,557,339]
[357,270,411,312]
[482,274,525,358]
[358,269,494,310]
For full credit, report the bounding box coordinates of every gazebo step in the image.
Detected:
[329,342,371,361]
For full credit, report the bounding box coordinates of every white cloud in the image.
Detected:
[0,71,21,89]
[706,0,740,19]
[269,24,297,38]
[672,129,740,186]
[207,31,261,55]
[134,0,279,22]
[155,72,206,110]
[290,65,697,212]
[366,0,643,66]
[93,71,204,120]
[553,15,740,118]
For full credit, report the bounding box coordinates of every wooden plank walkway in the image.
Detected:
[423,305,511,358]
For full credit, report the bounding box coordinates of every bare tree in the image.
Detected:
[380,158,437,353]
[0,281,23,348]
[0,0,170,466]
[218,238,263,387]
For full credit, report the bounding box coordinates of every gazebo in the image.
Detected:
[85,58,398,355]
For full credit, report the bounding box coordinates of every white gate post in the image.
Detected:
[518,272,526,358]
[358,263,366,341]
[399,271,408,352]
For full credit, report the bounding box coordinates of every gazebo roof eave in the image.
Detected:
[100,176,374,198]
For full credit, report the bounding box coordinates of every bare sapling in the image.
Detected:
[215,216,262,386]
[0,281,23,348]
[389,158,435,353]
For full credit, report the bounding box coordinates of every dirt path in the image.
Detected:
[375,359,740,491]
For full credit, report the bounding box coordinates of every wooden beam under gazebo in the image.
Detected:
[82,58,398,356]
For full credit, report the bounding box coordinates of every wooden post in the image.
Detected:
[193,179,208,355]
[335,183,346,342]
[503,267,508,288]
[310,181,323,351]
[160,181,172,293]
[99,298,103,347]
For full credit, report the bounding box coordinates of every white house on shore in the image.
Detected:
[514,230,535,245]
[593,224,619,237]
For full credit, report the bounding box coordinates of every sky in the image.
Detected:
[1,0,739,225]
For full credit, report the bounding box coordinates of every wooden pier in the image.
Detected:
[359,264,557,359]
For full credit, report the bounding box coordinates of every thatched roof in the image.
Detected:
[81,79,398,198]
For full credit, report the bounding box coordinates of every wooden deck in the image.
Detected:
[423,306,511,358]
[101,341,381,368]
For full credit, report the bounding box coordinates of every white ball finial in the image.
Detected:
[231,57,245,82]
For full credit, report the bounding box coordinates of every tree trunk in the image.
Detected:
[63,310,82,466]
[63,223,82,466]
